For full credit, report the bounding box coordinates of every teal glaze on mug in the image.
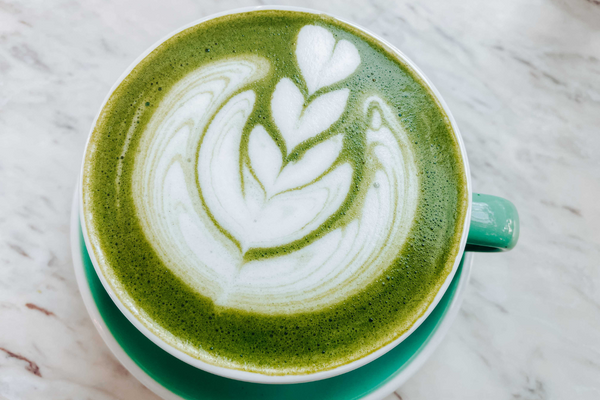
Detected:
[467,194,520,252]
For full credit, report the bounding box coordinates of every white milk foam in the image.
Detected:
[132,26,419,314]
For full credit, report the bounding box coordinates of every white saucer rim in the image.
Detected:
[70,186,186,400]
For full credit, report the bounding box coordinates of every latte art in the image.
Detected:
[132,26,418,313]
[82,10,468,375]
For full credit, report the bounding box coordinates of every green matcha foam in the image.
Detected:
[82,10,467,375]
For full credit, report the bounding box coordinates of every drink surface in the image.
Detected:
[82,10,468,375]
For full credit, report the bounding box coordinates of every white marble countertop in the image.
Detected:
[1,0,599,399]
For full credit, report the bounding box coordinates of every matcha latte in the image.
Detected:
[82,10,468,375]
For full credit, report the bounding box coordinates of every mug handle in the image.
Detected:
[466,193,520,252]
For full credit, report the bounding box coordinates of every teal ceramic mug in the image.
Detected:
[78,5,519,384]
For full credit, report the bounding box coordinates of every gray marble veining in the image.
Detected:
[1,0,599,399]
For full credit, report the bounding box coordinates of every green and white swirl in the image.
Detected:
[132,25,419,314]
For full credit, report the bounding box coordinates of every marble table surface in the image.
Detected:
[1,0,599,399]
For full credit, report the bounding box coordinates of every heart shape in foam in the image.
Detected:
[296,25,361,95]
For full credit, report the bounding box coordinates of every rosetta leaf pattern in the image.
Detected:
[201,25,361,254]
[249,24,362,196]
[133,28,420,312]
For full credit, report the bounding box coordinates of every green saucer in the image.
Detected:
[76,223,470,399]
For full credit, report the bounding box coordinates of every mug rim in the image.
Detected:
[79,5,473,384]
